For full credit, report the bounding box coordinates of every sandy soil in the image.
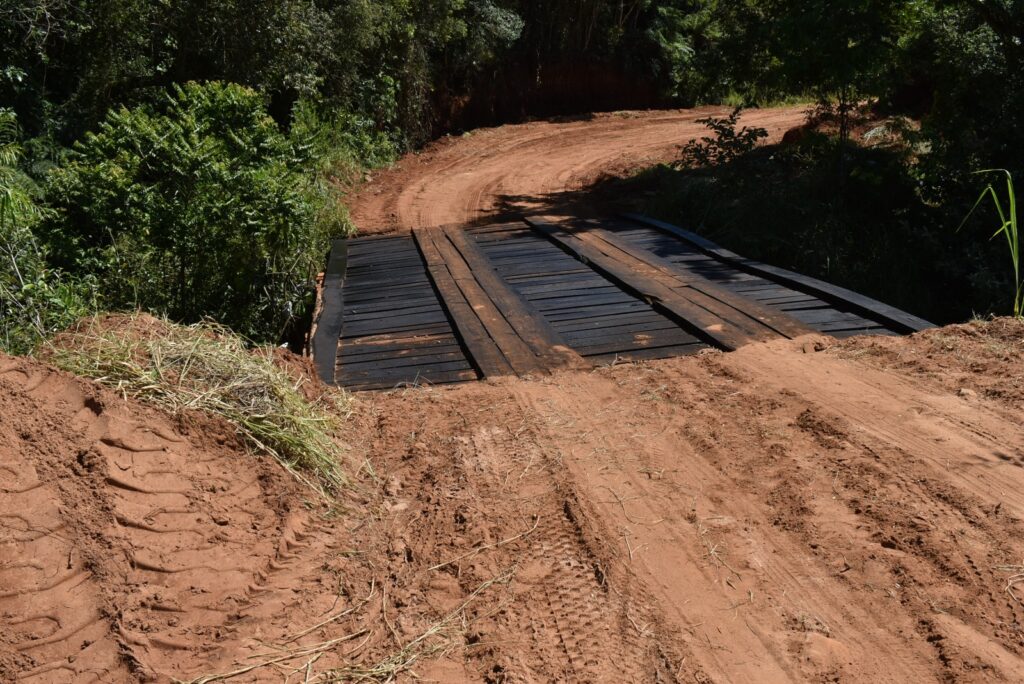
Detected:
[353,320,1024,683]
[349,107,808,234]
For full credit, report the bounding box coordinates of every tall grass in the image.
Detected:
[45,314,350,495]
[962,170,1021,318]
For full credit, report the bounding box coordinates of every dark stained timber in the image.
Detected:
[316,234,481,390]
[313,214,928,390]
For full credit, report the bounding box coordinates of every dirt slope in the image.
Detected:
[350,106,807,234]
[0,356,376,682]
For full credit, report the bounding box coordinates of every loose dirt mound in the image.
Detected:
[350,106,808,234]
[0,354,365,682]
[355,321,1024,682]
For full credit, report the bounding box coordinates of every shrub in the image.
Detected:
[961,170,1021,318]
[679,107,768,167]
[289,98,398,237]
[1,109,89,354]
[44,82,327,342]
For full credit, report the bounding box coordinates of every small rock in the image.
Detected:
[958,388,977,399]
[385,476,402,496]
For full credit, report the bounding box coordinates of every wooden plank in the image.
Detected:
[545,303,651,323]
[345,370,479,392]
[342,344,465,363]
[531,292,639,311]
[344,286,434,303]
[421,227,545,375]
[526,218,771,351]
[577,224,816,340]
[587,344,705,364]
[342,350,469,372]
[342,311,451,336]
[556,312,673,333]
[342,359,473,379]
[343,304,441,321]
[342,333,458,356]
[347,252,422,265]
[339,359,474,379]
[573,336,701,356]
[526,284,622,300]
[622,213,934,333]
[411,228,515,378]
[565,331,687,351]
[439,226,589,372]
[563,320,690,342]
[342,324,451,341]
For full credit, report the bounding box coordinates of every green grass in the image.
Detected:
[45,313,350,496]
[962,170,1021,318]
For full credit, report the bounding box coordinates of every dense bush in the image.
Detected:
[0,110,88,354]
[43,83,330,342]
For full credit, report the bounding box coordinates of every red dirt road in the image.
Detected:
[6,108,1024,683]
[350,106,807,233]
[357,322,1024,683]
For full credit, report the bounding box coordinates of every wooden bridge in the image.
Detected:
[312,215,933,391]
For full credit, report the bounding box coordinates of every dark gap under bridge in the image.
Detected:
[312,214,933,391]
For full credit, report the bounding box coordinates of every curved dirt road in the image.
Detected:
[350,106,807,233]
[6,108,1024,683]
[345,109,1024,682]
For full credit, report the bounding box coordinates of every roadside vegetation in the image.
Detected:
[1,1,1022,372]
[44,314,351,495]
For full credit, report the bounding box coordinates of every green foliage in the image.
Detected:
[0,109,89,354]
[44,82,324,342]
[679,107,769,167]
[289,99,400,238]
[961,170,1021,317]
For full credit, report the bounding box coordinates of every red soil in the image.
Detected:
[5,107,1024,682]
[6,319,1024,682]
[350,106,809,234]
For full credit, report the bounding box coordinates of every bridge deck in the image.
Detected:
[315,215,932,390]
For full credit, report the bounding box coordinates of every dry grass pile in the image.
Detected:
[44,313,349,494]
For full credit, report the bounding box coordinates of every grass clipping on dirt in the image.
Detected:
[45,314,348,495]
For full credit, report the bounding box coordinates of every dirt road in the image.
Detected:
[350,107,807,234]
[361,322,1024,683]
[344,109,1024,682]
[7,108,1024,682]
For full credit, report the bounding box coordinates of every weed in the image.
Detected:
[961,170,1021,318]
[679,107,769,168]
[44,313,350,495]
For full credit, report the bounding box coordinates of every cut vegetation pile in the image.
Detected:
[43,313,350,494]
